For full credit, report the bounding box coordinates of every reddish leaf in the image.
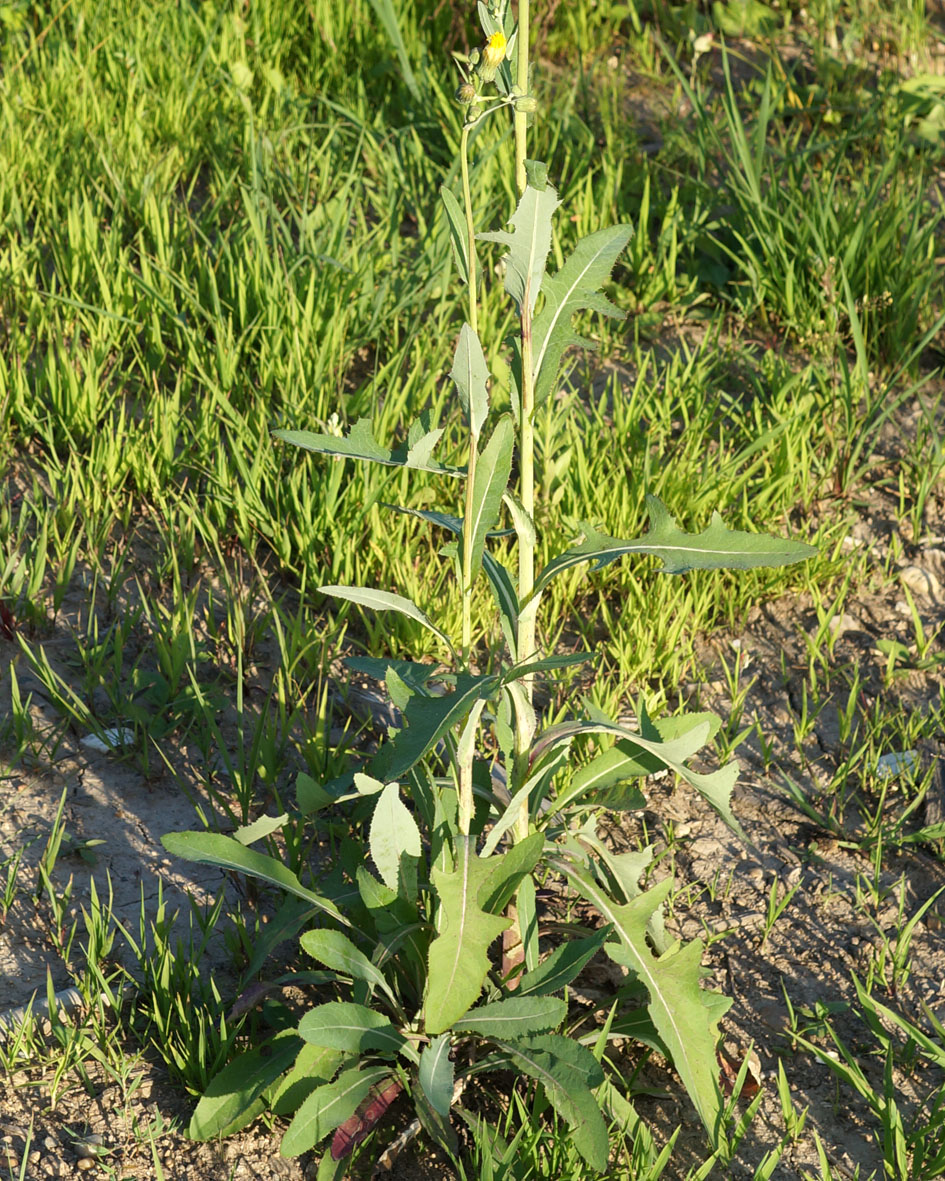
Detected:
[0,601,14,641]
[330,1079,402,1161]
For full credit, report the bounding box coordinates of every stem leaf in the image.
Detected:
[461,415,514,585]
[369,781,422,892]
[451,322,490,436]
[274,416,459,477]
[318,586,454,653]
[479,184,560,315]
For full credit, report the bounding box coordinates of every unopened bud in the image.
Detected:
[466,104,483,123]
[513,94,538,113]
[455,82,477,105]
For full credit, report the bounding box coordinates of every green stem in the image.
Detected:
[512,0,534,844]
[458,121,480,833]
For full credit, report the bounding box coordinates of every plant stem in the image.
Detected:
[458,120,480,834]
[512,0,534,843]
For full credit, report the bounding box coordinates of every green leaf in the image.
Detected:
[274,417,459,477]
[461,416,514,585]
[188,1031,302,1140]
[296,772,333,815]
[418,1034,455,1117]
[161,832,347,923]
[281,1064,391,1157]
[479,183,560,315]
[425,837,511,1034]
[534,494,816,595]
[371,673,499,782]
[482,552,519,658]
[531,223,632,406]
[532,716,744,836]
[518,929,611,996]
[440,186,469,284]
[299,930,395,1003]
[501,651,594,683]
[319,586,454,653]
[496,1034,608,1171]
[370,782,422,892]
[366,0,421,101]
[451,322,490,437]
[298,1002,407,1057]
[453,995,566,1038]
[233,812,288,845]
[479,830,544,914]
[270,1044,345,1117]
[551,864,730,1146]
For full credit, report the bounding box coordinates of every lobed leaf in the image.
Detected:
[479,184,560,315]
[274,416,460,476]
[531,223,632,406]
[534,494,817,597]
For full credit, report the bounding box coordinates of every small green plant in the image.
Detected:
[164,0,814,1169]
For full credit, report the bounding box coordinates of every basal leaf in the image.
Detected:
[461,416,514,585]
[270,1044,345,1117]
[479,183,560,315]
[425,837,511,1034]
[160,832,347,923]
[452,995,566,1038]
[299,929,395,1003]
[369,782,422,893]
[531,223,632,406]
[418,1034,455,1117]
[451,322,490,437]
[495,1034,608,1171]
[298,1002,408,1058]
[281,1064,391,1157]
[534,494,816,596]
[319,586,454,653]
[551,864,730,1146]
[188,1031,302,1141]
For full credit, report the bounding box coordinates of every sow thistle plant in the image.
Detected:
[164,0,814,1171]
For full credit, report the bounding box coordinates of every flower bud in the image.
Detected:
[466,104,483,123]
[513,94,538,113]
[455,82,477,105]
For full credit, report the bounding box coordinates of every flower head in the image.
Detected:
[482,30,507,70]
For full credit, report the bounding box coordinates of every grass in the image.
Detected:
[1,0,945,1176]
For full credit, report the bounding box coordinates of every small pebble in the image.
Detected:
[0,1155,18,1172]
[77,1159,96,1172]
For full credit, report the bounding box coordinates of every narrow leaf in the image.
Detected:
[450,322,489,436]
[482,552,519,657]
[370,782,422,892]
[440,186,469,284]
[319,586,454,653]
[461,416,514,584]
[274,417,459,476]
[534,494,816,596]
[453,995,566,1038]
[281,1064,391,1157]
[161,832,346,923]
[270,1044,345,1117]
[531,224,632,406]
[479,184,560,314]
[419,1034,455,1117]
[518,929,611,996]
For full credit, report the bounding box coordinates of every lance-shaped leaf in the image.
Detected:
[534,494,817,597]
[370,673,499,782]
[319,586,454,653]
[531,223,632,406]
[418,1034,454,1117]
[530,717,744,837]
[188,1030,303,1140]
[452,995,566,1038]
[281,1063,391,1157]
[493,1034,608,1171]
[440,185,468,284]
[274,416,460,476]
[370,782,422,892]
[450,322,490,437]
[425,838,511,1034]
[460,416,514,586]
[479,183,560,315]
[483,551,519,658]
[161,832,347,923]
[517,928,611,996]
[300,930,395,1004]
[550,863,730,1146]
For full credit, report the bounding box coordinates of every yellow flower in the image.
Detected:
[482,31,507,71]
